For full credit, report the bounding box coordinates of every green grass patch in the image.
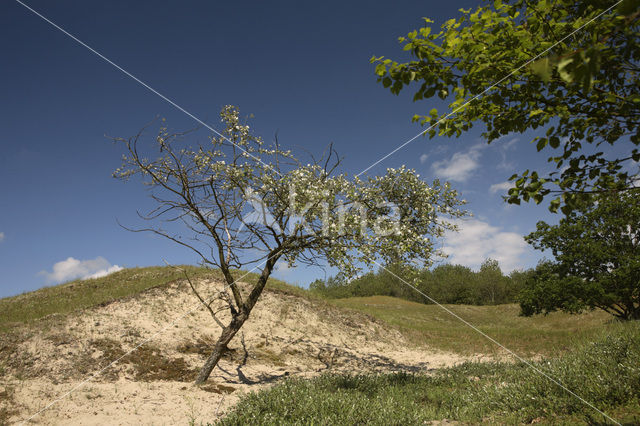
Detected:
[217,321,640,425]
[329,296,612,357]
[0,266,309,333]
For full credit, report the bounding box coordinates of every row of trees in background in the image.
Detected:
[310,259,532,306]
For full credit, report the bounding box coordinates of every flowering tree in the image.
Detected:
[114,106,466,383]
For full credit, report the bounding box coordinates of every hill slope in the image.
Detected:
[330,295,611,356]
[0,269,465,425]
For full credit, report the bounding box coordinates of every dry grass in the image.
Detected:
[0,266,212,333]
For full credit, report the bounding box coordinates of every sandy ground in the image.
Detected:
[1,279,470,425]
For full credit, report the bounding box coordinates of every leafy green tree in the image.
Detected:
[114,106,466,383]
[522,191,640,320]
[507,268,533,300]
[519,260,594,316]
[476,259,508,304]
[372,0,640,212]
[428,263,476,304]
[309,278,327,293]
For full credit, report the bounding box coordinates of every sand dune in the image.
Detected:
[1,279,467,425]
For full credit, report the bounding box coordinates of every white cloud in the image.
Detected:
[431,144,485,182]
[39,256,123,284]
[442,219,529,272]
[489,181,513,194]
[419,153,429,164]
[0,232,4,242]
[85,265,124,280]
[496,136,519,150]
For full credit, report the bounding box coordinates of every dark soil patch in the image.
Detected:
[198,383,237,394]
[83,338,199,382]
[126,344,198,382]
[177,339,211,357]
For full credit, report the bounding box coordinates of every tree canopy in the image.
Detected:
[372,0,640,213]
[521,191,640,320]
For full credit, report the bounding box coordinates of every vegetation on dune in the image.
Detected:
[217,321,640,425]
[0,264,612,359]
[0,266,305,333]
[0,266,210,332]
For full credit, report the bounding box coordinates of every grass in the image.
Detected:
[217,321,640,425]
[0,265,308,333]
[329,295,612,357]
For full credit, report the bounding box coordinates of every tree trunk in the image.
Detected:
[194,253,279,384]
[195,313,247,384]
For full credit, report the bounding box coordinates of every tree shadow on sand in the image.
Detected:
[214,334,435,386]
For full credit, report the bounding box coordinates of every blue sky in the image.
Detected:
[0,0,568,297]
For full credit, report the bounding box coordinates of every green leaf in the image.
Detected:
[536,138,547,152]
[530,57,551,82]
[557,57,575,83]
